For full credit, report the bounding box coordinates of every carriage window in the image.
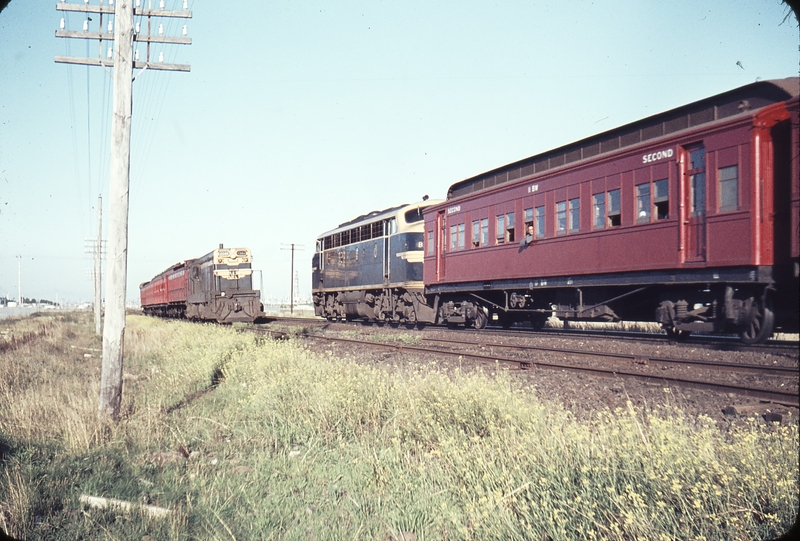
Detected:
[524,208,533,230]
[450,225,458,251]
[458,223,465,250]
[719,165,738,212]
[496,215,505,244]
[427,230,434,255]
[481,218,489,246]
[556,201,567,235]
[654,179,669,219]
[593,193,605,230]
[689,147,706,216]
[506,212,515,242]
[535,206,545,238]
[608,189,621,227]
[472,220,480,247]
[636,184,651,223]
[568,198,580,233]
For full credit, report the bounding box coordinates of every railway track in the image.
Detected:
[261,315,799,357]
[475,325,800,356]
[242,324,799,407]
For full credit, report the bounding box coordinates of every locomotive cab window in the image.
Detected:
[718,165,738,212]
[405,208,424,223]
[608,189,621,227]
[654,179,669,220]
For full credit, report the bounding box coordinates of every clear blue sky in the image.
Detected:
[1,0,797,304]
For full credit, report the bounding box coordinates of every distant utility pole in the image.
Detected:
[16,255,21,305]
[281,244,304,314]
[56,0,192,421]
[84,196,107,335]
[94,195,103,334]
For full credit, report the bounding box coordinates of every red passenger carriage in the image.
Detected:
[422,78,799,343]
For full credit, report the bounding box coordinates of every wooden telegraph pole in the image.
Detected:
[56,0,192,420]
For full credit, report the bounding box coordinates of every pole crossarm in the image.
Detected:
[55,1,192,71]
[54,56,190,72]
[56,30,192,45]
[56,4,193,19]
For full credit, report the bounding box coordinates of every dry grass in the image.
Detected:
[0,312,797,540]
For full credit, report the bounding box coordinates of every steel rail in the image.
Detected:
[419,336,798,373]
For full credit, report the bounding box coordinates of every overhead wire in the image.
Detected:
[63,16,85,236]
[86,35,93,236]
[63,1,195,227]
[130,0,183,192]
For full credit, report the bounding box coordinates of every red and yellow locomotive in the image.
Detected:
[140,245,263,324]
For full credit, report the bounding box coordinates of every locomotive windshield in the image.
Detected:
[405,208,424,223]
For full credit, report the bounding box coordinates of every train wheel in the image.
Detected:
[473,308,488,330]
[740,299,774,345]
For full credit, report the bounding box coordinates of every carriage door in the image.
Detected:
[436,211,446,281]
[682,144,707,262]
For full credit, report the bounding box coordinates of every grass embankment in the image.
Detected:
[0,313,797,540]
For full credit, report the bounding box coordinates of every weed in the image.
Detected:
[0,314,796,540]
